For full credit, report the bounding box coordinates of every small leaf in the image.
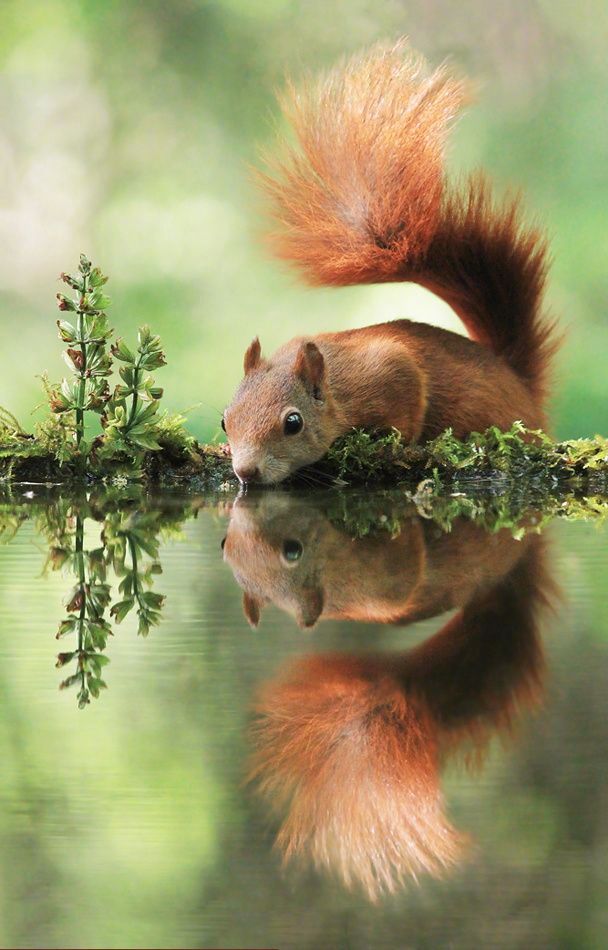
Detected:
[119,365,135,387]
[57,320,77,342]
[60,673,82,690]
[138,616,151,637]
[138,325,152,349]
[77,687,90,709]
[88,622,110,650]
[134,402,159,426]
[110,598,135,623]
[88,266,108,287]
[56,618,77,639]
[88,290,111,310]
[127,432,162,451]
[64,348,85,373]
[60,272,83,292]
[79,254,92,275]
[139,350,167,370]
[56,293,76,312]
[111,338,136,363]
[141,591,165,610]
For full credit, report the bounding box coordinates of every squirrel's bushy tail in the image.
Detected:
[249,654,465,901]
[260,42,558,401]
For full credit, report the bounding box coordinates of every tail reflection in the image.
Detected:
[247,507,555,900]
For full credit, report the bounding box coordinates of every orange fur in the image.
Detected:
[223,491,530,628]
[223,43,561,484]
[248,533,555,900]
[250,656,463,900]
[260,42,558,403]
[260,42,467,283]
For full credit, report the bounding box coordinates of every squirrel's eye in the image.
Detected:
[284,411,303,435]
[221,416,226,432]
[220,537,226,551]
[282,539,303,562]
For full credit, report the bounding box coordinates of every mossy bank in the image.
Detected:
[2,419,608,495]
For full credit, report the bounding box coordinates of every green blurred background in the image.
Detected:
[0,0,606,440]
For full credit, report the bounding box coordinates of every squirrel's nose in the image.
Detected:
[235,465,260,485]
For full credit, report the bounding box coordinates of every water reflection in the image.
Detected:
[1,489,194,707]
[0,486,561,906]
[222,490,547,628]
[224,491,557,899]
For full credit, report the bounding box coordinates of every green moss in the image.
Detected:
[2,420,608,491]
[322,423,608,487]
[320,481,608,541]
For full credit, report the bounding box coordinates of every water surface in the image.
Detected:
[0,487,606,949]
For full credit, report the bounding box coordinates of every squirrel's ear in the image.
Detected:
[296,586,324,629]
[243,591,263,628]
[294,341,324,392]
[243,337,262,374]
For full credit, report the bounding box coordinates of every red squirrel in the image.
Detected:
[249,535,554,899]
[222,489,531,628]
[222,43,559,485]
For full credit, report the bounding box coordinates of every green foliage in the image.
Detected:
[105,509,166,638]
[324,423,608,487]
[425,423,608,479]
[100,324,167,461]
[52,256,174,468]
[27,493,196,708]
[50,255,114,460]
[322,483,608,542]
[0,254,197,480]
[323,428,408,485]
[153,410,198,458]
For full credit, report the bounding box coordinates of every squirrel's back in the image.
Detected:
[260,41,559,405]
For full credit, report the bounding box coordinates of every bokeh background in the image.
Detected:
[0,0,606,442]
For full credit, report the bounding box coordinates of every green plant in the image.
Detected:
[42,496,185,707]
[46,254,185,472]
[54,511,113,708]
[322,423,608,487]
[52,255,114,461]
[101,325,166,458]
[105,509,166,637]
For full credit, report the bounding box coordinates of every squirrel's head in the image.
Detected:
[222,491,428,629]
[222,338,339,485]
[221,491,326,629]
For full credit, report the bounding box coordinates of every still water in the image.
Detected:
[0,486,606,949]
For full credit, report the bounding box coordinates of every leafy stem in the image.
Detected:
[53,254,113,464]
[75,268,89,450]
[52,500,173,708]
[128,354,142,428]
[74,513,88,705]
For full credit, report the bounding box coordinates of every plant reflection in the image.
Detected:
[1,488,196,707]
[224,491,557,900]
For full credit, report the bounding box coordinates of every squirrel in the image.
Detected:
[221,42,559,485]
[248,534,554,899]
[222,489,531,628]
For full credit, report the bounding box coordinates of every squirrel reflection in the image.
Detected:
[223,491,539,629]
[222,493,556,900]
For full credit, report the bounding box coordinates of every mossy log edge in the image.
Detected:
[1,426,608,493]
